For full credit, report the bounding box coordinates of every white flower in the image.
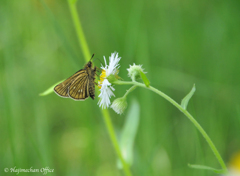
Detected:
[98,52,121,109]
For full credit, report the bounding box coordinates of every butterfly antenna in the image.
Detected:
[90,54,95,61]
[90,53,104,65]
[93,57,104,65]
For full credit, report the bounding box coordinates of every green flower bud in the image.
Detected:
[107,74,118,84]
[127,63,146,81]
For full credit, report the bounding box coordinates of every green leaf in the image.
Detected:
[140,71,150,87]
[117,99,140,169]
[188,164,226,174]
[181,84,196,110]
[39,80,64,96]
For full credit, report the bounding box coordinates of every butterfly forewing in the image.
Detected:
[54,70,85,98]
[68,74,89,100]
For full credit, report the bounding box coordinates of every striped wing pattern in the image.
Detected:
[68,73,89,100]
[54,69,89,100]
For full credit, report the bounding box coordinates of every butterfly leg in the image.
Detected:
[95,82,102,89]
[96,66,102,72]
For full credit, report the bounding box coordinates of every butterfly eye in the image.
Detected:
[88,62,92,67]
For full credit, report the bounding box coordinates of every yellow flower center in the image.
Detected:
[229,152,240,172]
[98,70,106,89]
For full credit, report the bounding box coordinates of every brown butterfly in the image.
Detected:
[54,54,99,101]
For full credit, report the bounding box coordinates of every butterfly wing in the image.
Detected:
[68,71,90,100]
[54,69,86,98]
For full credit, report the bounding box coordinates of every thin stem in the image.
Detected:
[67,2,132,176]
[67,0,91,61]
[123,85,137,98]
[114,80,228,173]
[101,109,132,176]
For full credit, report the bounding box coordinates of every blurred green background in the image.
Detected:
[1,0,240,175]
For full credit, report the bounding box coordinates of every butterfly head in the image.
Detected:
[85,61,93,69]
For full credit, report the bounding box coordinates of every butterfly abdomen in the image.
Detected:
[88,66,97,100]
[89,84,95,99]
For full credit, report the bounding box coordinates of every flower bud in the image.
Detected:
[111,97,127,114]
[127,63,146,81]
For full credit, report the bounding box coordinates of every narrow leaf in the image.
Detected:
[117,99,140,169]
[188,164,226,174]
[181,84,196,110]
[140,71,150,87]
[39,80,64,96]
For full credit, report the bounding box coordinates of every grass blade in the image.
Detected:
[39,80,64,96]
[188,164,226,174]
[117,99,140,168]
[181,84,196,110]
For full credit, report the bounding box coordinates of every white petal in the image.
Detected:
[106,52,121,76]
[98,79,115,109]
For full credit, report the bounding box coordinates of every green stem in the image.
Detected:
[123,85,137,98]
[114,80,228,173]
[67,2,132,176]
[67,0,91,61]
[101,109,132,176]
